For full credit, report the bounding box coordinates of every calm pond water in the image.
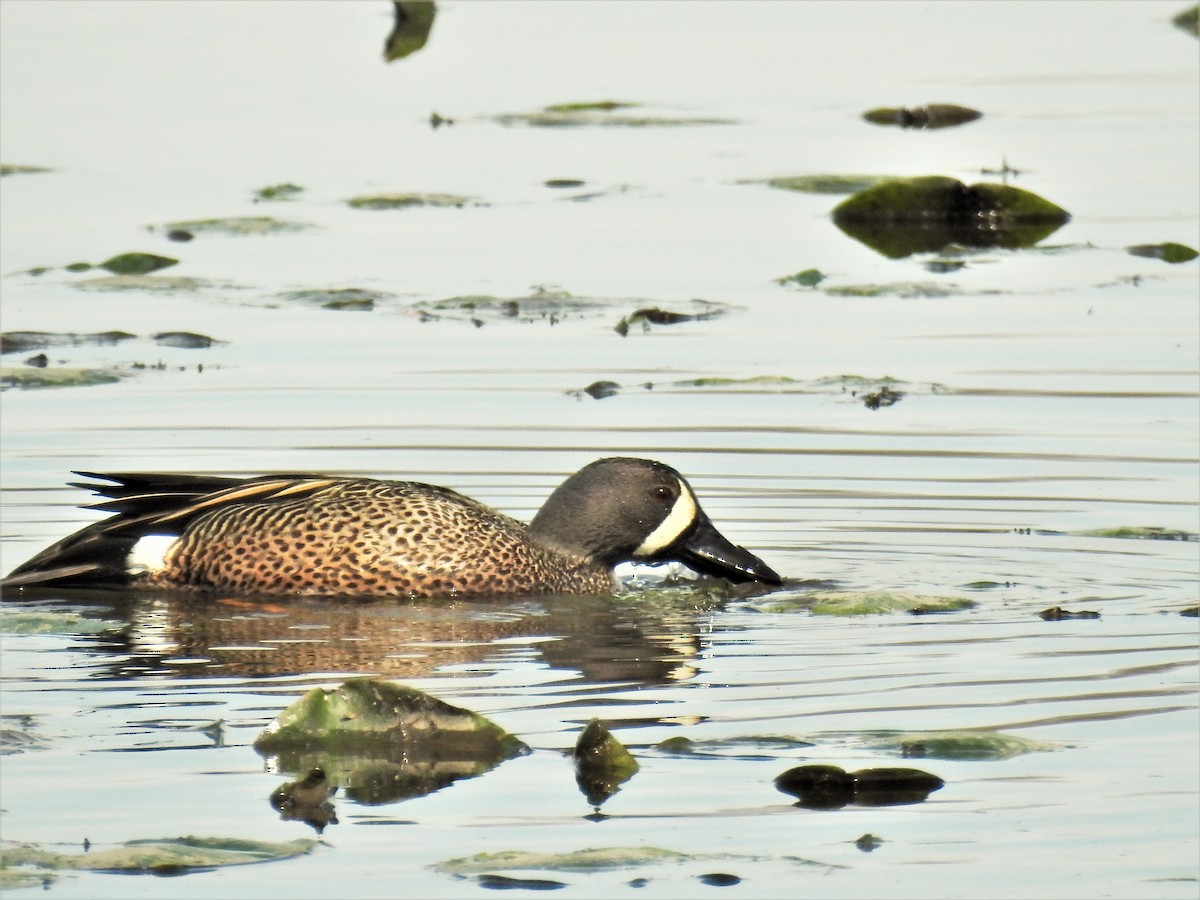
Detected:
[1,1,1197,897]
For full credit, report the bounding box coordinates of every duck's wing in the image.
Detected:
[2,473,338,590]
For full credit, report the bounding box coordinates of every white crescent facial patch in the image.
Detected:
[633,480,697,557]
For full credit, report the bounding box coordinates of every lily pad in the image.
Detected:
[383,0,437,62]
[0,836,315,879]
[862,104,982,129]
[832,175,1070,258]
[346,193,479,210]
[99,252,178,275]
[574,719,639,807]
[1126,242,1198,263]
[155,216,310,236]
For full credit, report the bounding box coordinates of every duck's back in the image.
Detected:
[150,478,614,598]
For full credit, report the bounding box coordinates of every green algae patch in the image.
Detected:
[744,174,889,195]
[833,176,1070,258]
[1076,526,1198,542]
[614,302,727,335]
[1,330,136,354]
[574,720,639,807]
[654,735,815,757]
[752,591,975,616]
[436,847,689,876]
[73,274,207,293]
[383,0,437,61]
[1126,242,1198,263]
[155,216,311,235]
[495,101,735,128]
[824,281,960,298]
[413,287,615,325]
[0,367,124,390]
[862,103,982,129]
[672,374,798,389]
[276,287,393,311]
[253,678,528,805]
[254,182,304,202]
[0,164,53,177]
[0,836,316,879]
[254,678,524,754]
[775,268,826,288]
[346,193,480,209]
[861,730,1060,760]
[0,610,122,635]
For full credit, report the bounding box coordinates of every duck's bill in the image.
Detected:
[675,515,783,586]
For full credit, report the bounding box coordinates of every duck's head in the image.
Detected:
[529,457,782,586]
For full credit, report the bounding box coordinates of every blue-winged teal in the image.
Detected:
[1,457,782,599]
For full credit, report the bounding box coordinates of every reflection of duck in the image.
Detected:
[96,590,716,683]
[3,458,781,599]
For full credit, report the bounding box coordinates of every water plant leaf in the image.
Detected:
[1126,242,1198,263]
[574,719,639,807]
[832,176,1070,258]
[775,268,826,288]
[253,678,529,804]
[99,252,178,275]
[862,104,982,129]
[255,182,304,202]
[752,591,975,615]
[775,764,943,809]
[383,0,437,62]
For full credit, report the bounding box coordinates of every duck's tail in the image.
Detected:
[1,472,244,591]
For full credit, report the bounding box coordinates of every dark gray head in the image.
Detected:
[528,457,782,586]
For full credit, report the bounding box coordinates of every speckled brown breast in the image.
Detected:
[142,479,614,598]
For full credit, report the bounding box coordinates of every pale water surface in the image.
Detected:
[0,2,1197,898]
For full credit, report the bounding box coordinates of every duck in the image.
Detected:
[1,457,782,599]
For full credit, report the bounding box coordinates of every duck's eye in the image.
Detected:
[653,486,672,500]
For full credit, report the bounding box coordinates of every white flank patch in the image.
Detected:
[127,534,178,575]
[633,481,697,557]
